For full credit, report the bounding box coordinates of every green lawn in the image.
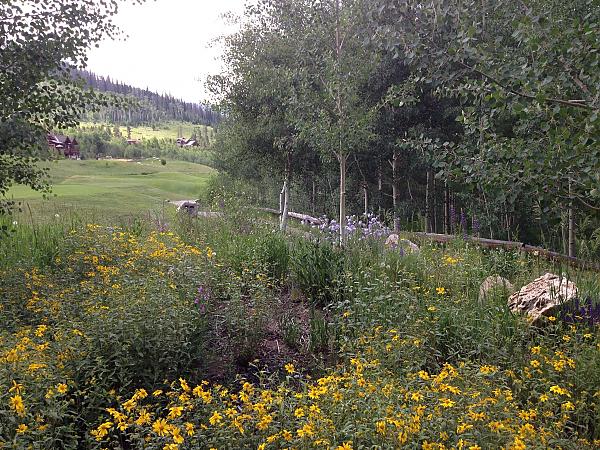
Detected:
[79,121,215,142]
[6,159,215,222]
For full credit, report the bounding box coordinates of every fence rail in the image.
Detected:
[260,208,600,272]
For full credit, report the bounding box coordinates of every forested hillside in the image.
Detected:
[74,69,220,126]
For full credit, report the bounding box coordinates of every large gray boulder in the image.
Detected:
[508,273,577,324]
[478,275,515,303]
[384,234,420,254]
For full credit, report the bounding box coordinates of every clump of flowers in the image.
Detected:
[194,285,212,314]
[307,213,391,241]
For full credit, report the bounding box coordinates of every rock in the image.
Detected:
[176,201,199,217]
[478,275,515,303]
[384,234,420,254]
[384,234,399,248]
[508,273,578,324]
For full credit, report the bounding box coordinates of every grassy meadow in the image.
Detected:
[6,159,214,222]
[79,121,215,142]
[0,173,599,449]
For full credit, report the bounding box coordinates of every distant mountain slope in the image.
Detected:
[74,69,220,127]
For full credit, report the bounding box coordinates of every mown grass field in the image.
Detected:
[79,121,215,141]
[6,159,214,222]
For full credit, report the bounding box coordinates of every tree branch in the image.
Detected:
[457,61,598,111]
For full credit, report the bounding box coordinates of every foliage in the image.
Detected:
[369,0,600,249]
[0,209,599,448]
[290,239,344,307]
[0,0,145,215]
[211,0,599,256]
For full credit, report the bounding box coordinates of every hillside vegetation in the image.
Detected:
[74,69,220,127]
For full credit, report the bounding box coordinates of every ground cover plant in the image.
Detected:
[0,204,598,449]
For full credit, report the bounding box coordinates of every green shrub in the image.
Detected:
[290,239,344,307]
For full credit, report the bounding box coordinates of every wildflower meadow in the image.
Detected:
[0,203,598,449]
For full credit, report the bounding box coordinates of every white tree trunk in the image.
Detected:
[280,180,289,232]
[339,155,347,245]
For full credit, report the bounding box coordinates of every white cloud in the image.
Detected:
[86,0,247,103]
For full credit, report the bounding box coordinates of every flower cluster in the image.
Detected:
[308,214,391,241]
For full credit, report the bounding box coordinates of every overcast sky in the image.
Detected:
[87,0,248,104]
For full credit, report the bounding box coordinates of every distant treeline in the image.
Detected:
[73,70,220,127]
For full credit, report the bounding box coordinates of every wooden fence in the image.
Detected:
[260,208,600,272]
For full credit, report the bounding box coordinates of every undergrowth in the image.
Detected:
[0,208,598,448]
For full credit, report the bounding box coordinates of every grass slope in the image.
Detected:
[6,159,214,221]
[79,121,215,141]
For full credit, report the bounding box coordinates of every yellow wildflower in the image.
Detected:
[9,394,25,417]
[439,398,455,408]
[167,406,184,420]
[209,411,223,426]
[550,385,569,396]
[172,427,184,444]
[152,418,170,436]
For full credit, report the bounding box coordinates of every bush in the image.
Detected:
[290,239,344,307]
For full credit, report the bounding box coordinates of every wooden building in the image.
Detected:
[47,134,81,159]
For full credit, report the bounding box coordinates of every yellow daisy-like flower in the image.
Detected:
[335,442,353,450]
[56,383,68,394]
[436,287,446,295]
[284,363,295,374]
[152,418,170,436]
[439,398,455,408]
[209,411,223,426]
[550,385,569,396]
[184,422,195,436]
[167,406,184,420]
[9,394,25,417]
[172,427,184,444]
[16,423,28,434]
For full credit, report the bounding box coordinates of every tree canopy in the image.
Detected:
[212,0,599,257]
